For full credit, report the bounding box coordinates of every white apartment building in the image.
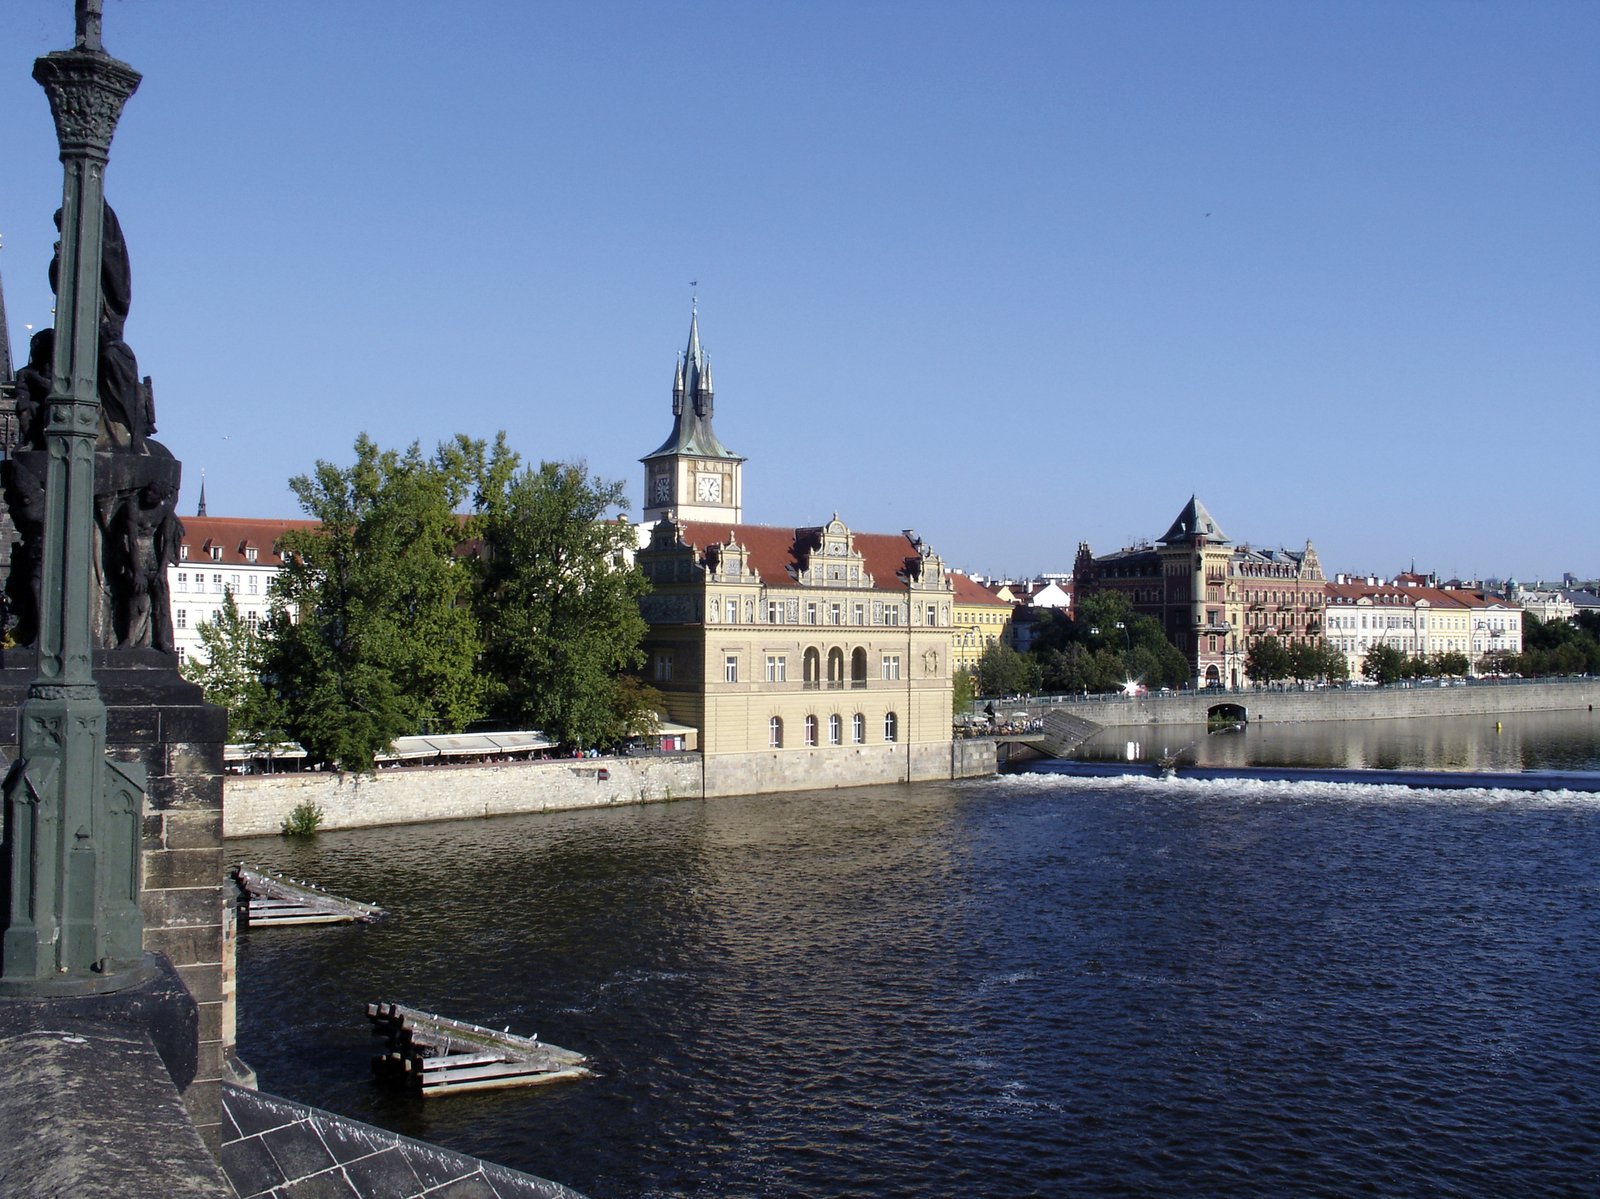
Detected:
[170,517,310,666]
[1323,576,1521,676]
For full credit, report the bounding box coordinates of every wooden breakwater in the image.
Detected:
[231,865,385,926]
[367,1002,592,1096]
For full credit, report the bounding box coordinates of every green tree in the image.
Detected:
[952,669,977,717]
[1362,642,1409,685]
[181,590,284,745]
[263,434,486,772]
[976,643,1037,697]
[1245,636,1291,685]
[476,450,649,750]
[1035,590,1191,691]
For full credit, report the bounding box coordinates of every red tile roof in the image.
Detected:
[674,522,925,593]
[950,572,1010,607]
[178,516,317,567]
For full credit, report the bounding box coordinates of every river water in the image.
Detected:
[233,713,1600,1198]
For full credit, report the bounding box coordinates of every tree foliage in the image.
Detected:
[976,643,1038,697]
[1031,591,1190,692]
[475,447,649,750]
[1245,636,1292,685]
[262,435,486,772]
[1503,613,1600,676]
[1361,642,1411,685]
[180,590,284,744]
[952,669,977,717]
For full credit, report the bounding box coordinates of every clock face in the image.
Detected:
[653,474,671,503]
[696,473,722,502]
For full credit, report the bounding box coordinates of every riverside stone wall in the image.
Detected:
[226,739,1000,838]
[223,756,706,839]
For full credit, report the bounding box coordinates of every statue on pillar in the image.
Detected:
[3,198,181,653]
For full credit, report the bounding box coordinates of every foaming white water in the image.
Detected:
[981,769,1600,808]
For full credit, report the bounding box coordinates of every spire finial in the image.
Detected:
[197,470,207,517]
[689,279,698,314]
[0,235,13,385]
[75,0,105,52]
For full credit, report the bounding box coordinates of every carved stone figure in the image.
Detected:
[6,196,182,652]
[117,477,179,651]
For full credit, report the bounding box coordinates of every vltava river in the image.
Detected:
[234,715,1600,1198]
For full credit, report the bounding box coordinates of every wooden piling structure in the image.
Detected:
[230,865,385,926]
[366,1002,592,1096]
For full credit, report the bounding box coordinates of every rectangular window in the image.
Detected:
[884,606,900,626]
[246,611,260,631]
[829,603,842,625]
[765,655,787,682]
[853,603,865,625]
[176,572,188,591]
[176,609,187,629]
[248,575,258,594]
[882,655,901,681]
[767,602,782,624]
[724,656,738,683]
[654,651,674,681]
[726,599,738,623]
[806,602,818,624]
[213,573,224,593]
[245,547,258,563]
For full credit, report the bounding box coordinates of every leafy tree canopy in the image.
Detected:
[476,443,650,750]
[180,590,284,745]
[263,434,486,771]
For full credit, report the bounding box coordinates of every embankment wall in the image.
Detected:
[225,739,999,838]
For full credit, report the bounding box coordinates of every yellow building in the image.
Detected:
[951,572,1013,674]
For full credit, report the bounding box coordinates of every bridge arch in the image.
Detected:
[1207,701,1248,729]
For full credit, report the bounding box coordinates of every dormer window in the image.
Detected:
[245,547,258,563]
[179,545,189,561]
[209,546,223,562]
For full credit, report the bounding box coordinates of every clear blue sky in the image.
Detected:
[2,1,1594,584]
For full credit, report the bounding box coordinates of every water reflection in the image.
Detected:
[232,730,1600,1199]
[1071,708,1600,772]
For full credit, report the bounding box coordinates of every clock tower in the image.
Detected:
[641,305,745,524]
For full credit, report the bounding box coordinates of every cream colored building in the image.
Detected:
[1323,577,1516,675]
[636,517,957,795]
[633,308,962,795]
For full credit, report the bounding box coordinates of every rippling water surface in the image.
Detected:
[235,770,1600,1198]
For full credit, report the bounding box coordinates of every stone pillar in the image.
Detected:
[2,0,146,998]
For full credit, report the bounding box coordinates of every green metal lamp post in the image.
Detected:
[0,0,151,996]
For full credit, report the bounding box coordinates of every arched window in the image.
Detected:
[851,647,868,683]
[884,711,898,743]
[803,647,821,684]
[804,715,818,746]
[827,647,844,683]
[769,716,783,748]
[828,714,842,745]
[852,713,865,744]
